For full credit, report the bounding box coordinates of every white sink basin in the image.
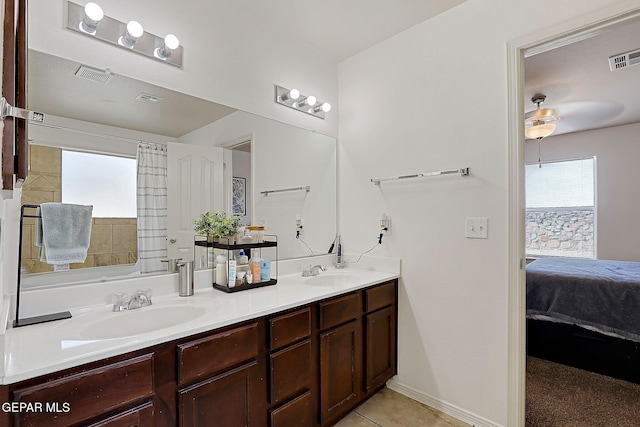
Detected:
[304,273,360,287]
[77,305,206,339]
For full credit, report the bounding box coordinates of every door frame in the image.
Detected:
[506,4,640,426]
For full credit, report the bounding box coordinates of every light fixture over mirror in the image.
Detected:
[524,94,559,139]
[67,1,183,68]
[275,85,331,119]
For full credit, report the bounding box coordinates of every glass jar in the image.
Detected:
[246,226,265,243]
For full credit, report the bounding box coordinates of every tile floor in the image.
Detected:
[335,388,471,427]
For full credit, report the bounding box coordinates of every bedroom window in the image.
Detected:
[525,157,595,258]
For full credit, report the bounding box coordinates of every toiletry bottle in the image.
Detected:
[215,254,228,286]
[237,250,248,265]
[260,260,271,282]
[336,235,344,268]
[250,252,262,284]
[227,259,237,288]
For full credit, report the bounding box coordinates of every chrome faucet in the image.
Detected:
[310,265,326,276]
[112,289,153,312]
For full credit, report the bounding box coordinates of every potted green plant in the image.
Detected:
[194,211,243,242]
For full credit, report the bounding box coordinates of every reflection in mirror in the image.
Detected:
[23,49,336,288]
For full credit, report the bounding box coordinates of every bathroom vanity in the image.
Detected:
[0,267,398,427]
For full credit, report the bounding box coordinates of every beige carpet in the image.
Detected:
[526,357,640,426]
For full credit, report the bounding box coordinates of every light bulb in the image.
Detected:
[288,89,300,100]
[313,102,332,114]
[280,88,300,102]
[127,21,144,38]
[84,2,103,21]
[164,34,180,50]
[80,2,104,34]
[119,21,144,48]
[155,34,180,59]
[295,95,317,108]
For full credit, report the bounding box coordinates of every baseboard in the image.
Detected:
[386,378,503,427]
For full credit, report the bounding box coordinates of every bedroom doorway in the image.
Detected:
[507,5,640,426]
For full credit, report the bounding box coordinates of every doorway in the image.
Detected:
[507,5,640,426]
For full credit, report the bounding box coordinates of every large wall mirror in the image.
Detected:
[22,49,336,288]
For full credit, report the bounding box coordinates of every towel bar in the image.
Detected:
[14,204,71,327]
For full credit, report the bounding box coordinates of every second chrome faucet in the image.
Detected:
[302,264,326,277]
[112,289,153,312]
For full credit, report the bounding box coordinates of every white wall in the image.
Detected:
[28,0,338,137]
[337,1,639,425]
[525,122,640,262]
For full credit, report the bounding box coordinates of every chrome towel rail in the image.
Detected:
[371,168,469,185]
[260,186,310,195]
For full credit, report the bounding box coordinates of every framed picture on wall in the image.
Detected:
[232,177,246,216]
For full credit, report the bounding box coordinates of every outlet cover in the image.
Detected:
[465,217,488,239]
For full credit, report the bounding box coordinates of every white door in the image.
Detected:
[166,142,224,261]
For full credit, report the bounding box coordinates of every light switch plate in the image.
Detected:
[465,217,488,239]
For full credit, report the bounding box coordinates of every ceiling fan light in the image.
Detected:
[525,123,556,139]
[524,108,559,125]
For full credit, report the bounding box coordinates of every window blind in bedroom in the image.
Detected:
[525,157,595,259]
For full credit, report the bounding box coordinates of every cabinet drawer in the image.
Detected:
[270,390,312,427]
[269,307,311,351]
[318,292,361,330]
[270,339,311,404]
[178,322,259,385]
[13,354,154,427]
[365,281,396,313]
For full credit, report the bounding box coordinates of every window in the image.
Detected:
[525,157,595,258]
[62,150,137,217]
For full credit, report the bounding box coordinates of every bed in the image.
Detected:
[526,257,640,383]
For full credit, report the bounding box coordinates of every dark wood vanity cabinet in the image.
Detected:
[0,279,397,427]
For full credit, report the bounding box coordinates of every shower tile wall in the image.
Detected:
[20,145,137,273]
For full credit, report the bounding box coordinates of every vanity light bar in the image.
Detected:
[66,1,183,68]
[275,85,331,119]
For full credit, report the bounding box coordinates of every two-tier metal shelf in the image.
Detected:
[194,235,278,293]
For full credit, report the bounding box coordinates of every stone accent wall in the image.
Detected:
[21,145,137,274]
[525,209,594,258]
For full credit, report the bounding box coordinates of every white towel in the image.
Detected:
[35,203,93,265]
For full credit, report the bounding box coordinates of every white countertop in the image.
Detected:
[2,265,398,384]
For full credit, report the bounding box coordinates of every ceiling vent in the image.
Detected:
[135,93,162,102]
[608,48,640,71]
[75,65,114,84]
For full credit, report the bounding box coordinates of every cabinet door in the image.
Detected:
[366,305,396,391]
[179,361,258,427]
[86,401,155,427]
[319,319,362,425]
